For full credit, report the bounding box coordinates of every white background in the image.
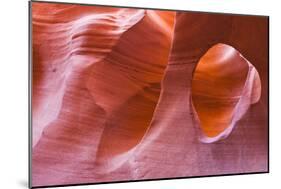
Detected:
[0,0,279,188]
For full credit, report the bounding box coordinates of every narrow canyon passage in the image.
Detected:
[31,2,268,187]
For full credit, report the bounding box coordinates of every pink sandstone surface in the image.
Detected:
[31,2,268,187]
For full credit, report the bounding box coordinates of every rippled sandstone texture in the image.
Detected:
[31,2,269,187]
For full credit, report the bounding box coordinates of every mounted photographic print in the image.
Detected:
[29,0,269,188]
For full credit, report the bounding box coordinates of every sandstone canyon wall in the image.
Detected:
[31,2,268,187]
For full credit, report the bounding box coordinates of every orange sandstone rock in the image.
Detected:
[31,2,268,187]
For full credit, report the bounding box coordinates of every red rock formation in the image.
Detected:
[31,2,268,187]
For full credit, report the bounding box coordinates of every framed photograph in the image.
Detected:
[29,0,269,188]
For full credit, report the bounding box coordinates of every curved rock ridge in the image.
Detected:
[32,2,268,187]
[32,3,146,147]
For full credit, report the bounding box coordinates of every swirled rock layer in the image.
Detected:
[31,2,269,187]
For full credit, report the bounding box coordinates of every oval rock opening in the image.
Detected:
[191,43,261,141]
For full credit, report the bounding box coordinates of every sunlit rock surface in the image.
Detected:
[192,44,261,142]
[32,2,269,187]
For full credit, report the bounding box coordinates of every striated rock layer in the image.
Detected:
[31,2,269,187]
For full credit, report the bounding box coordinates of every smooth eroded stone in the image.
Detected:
[191,43,261,142]
[31,2,268,187]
